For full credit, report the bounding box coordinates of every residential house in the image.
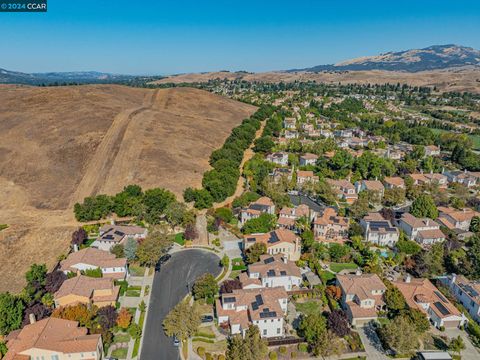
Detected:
[360,212,399,247]
[266,152,289,166]
[60,247,128,279]
[355,180,385,198]
[285,130,299,139]
[240,254,302,291]
[337,273,387,327]
[92,224,147,252]
[437,206,479,231]
[408,173,447,188]
[438,274,480,324]
[54,275,120,308]
[425,145,441,156]
[283,117,297,130]
[216,287,288,338]
[4,317,103,360]
[240,197,276,225]
[270,167,293,184]
[296,170,319,187]
[243,228,301,261]
[397,213,445,246]
[327,179,358,204]
[277,204,314,230]
[313,207,349,243]
[383,176,405,190]
[299,153,318,166]
[393,275,467,328]
[443,170,477,188]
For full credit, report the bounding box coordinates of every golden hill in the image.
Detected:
[0,84,256,292]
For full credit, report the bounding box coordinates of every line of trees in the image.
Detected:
[184,105,276,209]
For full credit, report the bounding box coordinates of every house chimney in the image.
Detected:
[355,269,362,276]
[405,274,411,283]
[73,244,79,252]
[452,273,457,284]
[282,256,287,264]
[110,218,115,225]
[29,313,36,324]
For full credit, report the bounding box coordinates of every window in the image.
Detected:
[277,328,281,334]
[263,329,267,336]
[51,356,59,360]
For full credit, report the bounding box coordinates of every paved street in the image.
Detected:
[140,249,221,360]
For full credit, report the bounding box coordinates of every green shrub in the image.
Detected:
[269,352,278,360]
[298,343,308,352]
[217,355,226,360]
[197,346,206,357]
[279,346,287,355]
[290,352,297,358]
[205,353,213,360]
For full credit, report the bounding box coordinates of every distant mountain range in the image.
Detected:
[288,44,480,73]
[0,68,153,85]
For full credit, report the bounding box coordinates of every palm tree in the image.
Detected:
[470,216,480,233]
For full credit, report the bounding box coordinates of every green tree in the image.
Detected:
[242,213,276,234]
[164,201,189,230]
[470,216,480,233]
[143,188,176,224]
[449,335,465,357]
[0,292,24,335]
[26,263,47,287]
[136,225,172,267]
[403,308,430,334]
[245,243,267,264]
[110,244,124,258]
[384,285,407,312]
[83,267,103,278]
[410,194,438,219]
[328,243,349,262]
[163,300,201,340]
[396,239,422,255]
[124,237,138,261]
[383,188,406,207]
[192,273,219,301]
[379,315,418,354]
[226,325,268,360]
[298,313,340,357]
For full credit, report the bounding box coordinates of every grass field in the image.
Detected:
[111,347,128,359]
[329,262,358,273]
[431,128,480,150]
[295,300,323,316]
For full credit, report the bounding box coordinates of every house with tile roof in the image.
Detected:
[383,176,405,190]
[296,170,319,187]
[216,287,288,338]
[243,228,301,261]
[313,207,349,243]
[54,275,119,308]
[240,197,276,225]
[299,153,318,166]
[425,145,441,157]
[336,273,387,327]
[91,224,147,252]
[266,152,289,166]
[393,275,467,329]
[438,274,480,324]
[437,206,479,231]
[4,317,103,360]
[277,204,315,231]
[239,254,301,291]
[397,213,446,247]
[443,170,477,188]
[360,212,399,247]
[327,179,358,204]
[60,247,128,280]
[355,180,385,198]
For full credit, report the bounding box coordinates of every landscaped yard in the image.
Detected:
[113,333,131,343]
[195,299,214,315]
[319,270,336,283]
[193,339,227,354]
[231,258,247,271]
[295,300,323,316]
[228,270,241,279]
[129,264,146,276]
[125,286,142,297]
[111,347,128,359]
[329,262,358,273]
[172,232,185,246]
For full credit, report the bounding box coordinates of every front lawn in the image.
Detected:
[171,232,185,246]
[295,300,323,316]
[113,333,131,343]
[319,270,336,283]
[193,339,227,354]
[231,258,247,271]
[111,347,128,359]
[329,262,358,273]
[129,264,146,277]
[125,286,142,297]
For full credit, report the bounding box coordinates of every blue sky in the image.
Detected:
[1,0,479,74]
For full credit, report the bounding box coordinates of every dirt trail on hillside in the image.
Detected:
[214,120,266,209]
[70,89,159,206]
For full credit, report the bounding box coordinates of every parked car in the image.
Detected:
[173,336,180,347]
[201,315,213,323]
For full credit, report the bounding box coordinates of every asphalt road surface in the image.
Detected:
[140,249,222,360]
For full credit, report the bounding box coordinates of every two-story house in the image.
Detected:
[240,254,302,291]
[296,170,319,187]
[397,213,445,246]
[313,207,349,243]
[277,204,315,231]
[327,179,358,204]
[355,180,385,198]
[438,274,480,324]
[394,275,467,329]
[240,197,276,225]
[266,152,289,167]
[360,212,399,247]
[437,206,479,231]
[216,287,288,338]
[4,317,103,360]
[336,273,387,327]
[243,228,301,261]
[443,170,477,188]
[383,176,405,190]
[299,153,318,166]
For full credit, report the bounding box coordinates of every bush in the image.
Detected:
[205,353,213,360]
[290,352,297,358]
[269,351,278,360]
[439,326,445,332]
[279,346,287,355]
[298,343,308,352]
[197,346,206,358]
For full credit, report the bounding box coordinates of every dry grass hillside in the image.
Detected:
[155,67,480,93]
[0,84,256,292]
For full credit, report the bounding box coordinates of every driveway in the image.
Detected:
[140,249,222,360]
[443,328,479,360]
[219,227,242,259]
[358,323,388,360]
